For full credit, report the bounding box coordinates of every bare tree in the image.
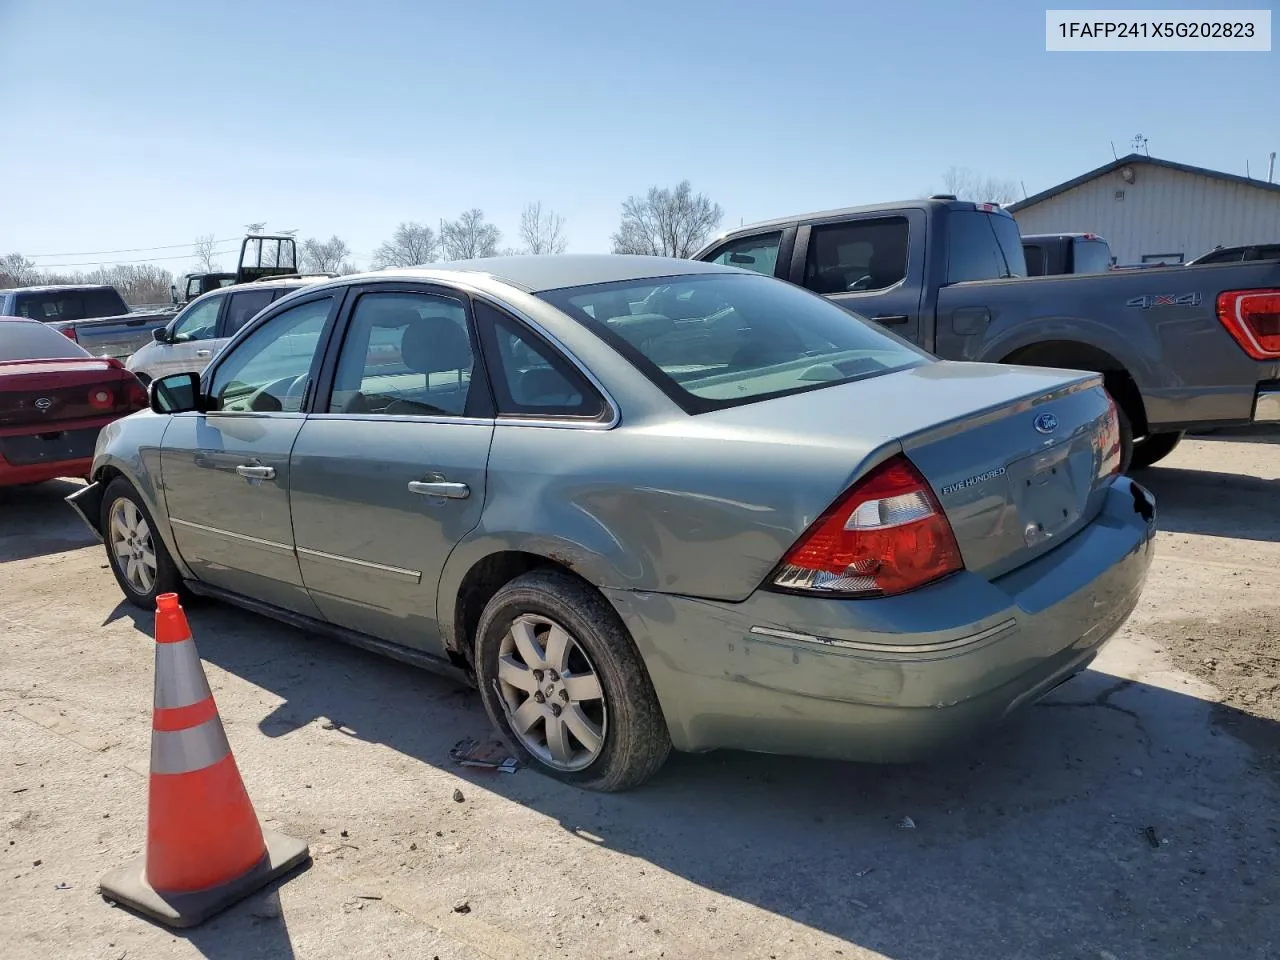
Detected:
[441,209,501,261]
[0,252,39,287]
[300,235,356,274]
[611,181,723,258]
[938,166,1022,205]
[371,222,439,268]
[519,201,568,254]
[192,234,221,272]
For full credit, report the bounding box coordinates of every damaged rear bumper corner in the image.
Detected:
[65,480,105,541]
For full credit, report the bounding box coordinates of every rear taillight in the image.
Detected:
[124,376,148,409]
[88,386,114,410]
[771,455,963,598]
[61,327,78,343]
[1098,395,1122,479]
[1216,289,1280,359]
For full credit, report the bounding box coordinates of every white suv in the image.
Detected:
[127,277,325,383]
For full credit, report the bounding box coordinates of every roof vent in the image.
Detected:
[930,194,957,200]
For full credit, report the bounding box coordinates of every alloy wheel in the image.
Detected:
[108,498,158,596]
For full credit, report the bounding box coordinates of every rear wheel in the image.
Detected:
[101,477,182,608]
[474,569,671,791]
[1130,430,1184,470]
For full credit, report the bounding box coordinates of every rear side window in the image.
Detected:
[704,233,782,277]
[947,211,1025,282]
[223,289,277,336]
[804,218,909,295]
[0,320,91,360]
[13,289,124,321]
[1072,239,1111,274]
[473,300,603,419]
[1023,244,1046,276]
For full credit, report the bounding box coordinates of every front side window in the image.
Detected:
[223,289,276,336]
[704,233,782,277]
[473,300,603,418]
[538,272,929,414]
[171,296,222,342]
[804,218,909,295]
[208,297,332,412]
[329,292,477,417]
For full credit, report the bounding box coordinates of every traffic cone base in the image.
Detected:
[100,593,310,928]
[99,828,310,929]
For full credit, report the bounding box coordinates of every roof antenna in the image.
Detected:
[1130,134,1148,156]
[1110,140,1118,160]
[1020,180,1028,199]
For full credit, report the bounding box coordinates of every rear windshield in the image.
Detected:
[13,288,125,321]
[0,321,91,361]
[1072,239,1112,274]
[537,272,929,414]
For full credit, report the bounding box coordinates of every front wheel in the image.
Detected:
[474,570,671,792]
[1130,430,1184,470]
[101,477,182,608]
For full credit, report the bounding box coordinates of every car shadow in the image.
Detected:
[0,479,98,562]
[158,600,1279,960]
[1188,425,1280,445]
[1135,465,1280,542]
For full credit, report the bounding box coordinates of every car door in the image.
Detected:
[149,294,226,379]
[160,291,341,616]
[287,284,493,654]
[206,287,280,373]
[792,211,927,346]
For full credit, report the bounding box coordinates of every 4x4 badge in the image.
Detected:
[1126,293,1202,309]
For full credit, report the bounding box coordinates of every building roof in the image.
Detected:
[1008,153,1280,212]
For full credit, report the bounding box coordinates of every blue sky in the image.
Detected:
[2,0,1275,272]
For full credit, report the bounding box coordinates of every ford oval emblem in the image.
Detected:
[34,397,52,411]
[1033,412,1059,434]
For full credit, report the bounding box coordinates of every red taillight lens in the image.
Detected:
[1216,289,1280,359]
[124,376,148,409]
[1097,395,1122,479]
[61,327,78,343]
[88,386,115,410]
[772,455,963,598]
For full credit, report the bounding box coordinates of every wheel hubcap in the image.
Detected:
[108,498,157,595]
[496,614,607,772]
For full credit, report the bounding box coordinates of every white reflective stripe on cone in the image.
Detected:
[150,717,232,775]
[153,638,212,709]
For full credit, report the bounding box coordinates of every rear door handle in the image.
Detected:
[871,314,910,326]
[408,480,470,499]
[236,464,276,480]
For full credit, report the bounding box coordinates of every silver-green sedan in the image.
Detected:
[67,255,1157,791]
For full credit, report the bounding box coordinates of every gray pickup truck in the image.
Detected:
[0,284,176,362]
[695,197,1280,470]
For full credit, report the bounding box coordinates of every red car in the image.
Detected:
[0,318,148,487]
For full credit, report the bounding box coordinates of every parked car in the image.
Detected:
[1021,233,1113,275]
[0,284,175,362]
[127,276,329,384]
[694,198,1280,471]
[67,256,1156,790]
[0,317,148,487]
[1187,243,1280,265]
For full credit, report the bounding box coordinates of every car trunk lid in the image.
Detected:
[0,358,146,428]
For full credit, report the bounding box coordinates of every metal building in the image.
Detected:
[1007,153,1280,266]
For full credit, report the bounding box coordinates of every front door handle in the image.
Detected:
[195,349,212,358]
[871,314,910,326]
[236,464,276,480]
[408,480,470,500]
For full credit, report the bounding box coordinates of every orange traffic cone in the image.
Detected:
[99,593,310,928]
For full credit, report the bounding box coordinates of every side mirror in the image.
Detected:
[152,326,169,343]
[150,372,204,415]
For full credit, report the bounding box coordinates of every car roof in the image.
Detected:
[337,254,738,294]
[0,284,117,294]
[0,316,43,325]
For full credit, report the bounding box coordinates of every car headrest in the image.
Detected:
[401,316,472,374]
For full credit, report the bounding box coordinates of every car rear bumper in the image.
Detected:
[0,455,93,487]
[605,477,1156,762]
[0,420,111,488]
[1254,384,1280,422]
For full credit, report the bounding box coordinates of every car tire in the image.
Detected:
[1130,430,1183,470]
[474,569,671,792]
[101,477,183,609]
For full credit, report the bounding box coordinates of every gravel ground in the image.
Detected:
[2,432,1278,960]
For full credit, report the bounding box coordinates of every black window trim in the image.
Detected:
[471,297,610,425]
[536,272,930,417]
[308,281,495,422]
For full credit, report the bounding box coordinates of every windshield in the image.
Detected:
[537,272,930,413]
[0,321,91,361]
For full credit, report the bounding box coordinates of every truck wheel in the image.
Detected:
[1130,431,1183,470]
[474,569,671,792]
